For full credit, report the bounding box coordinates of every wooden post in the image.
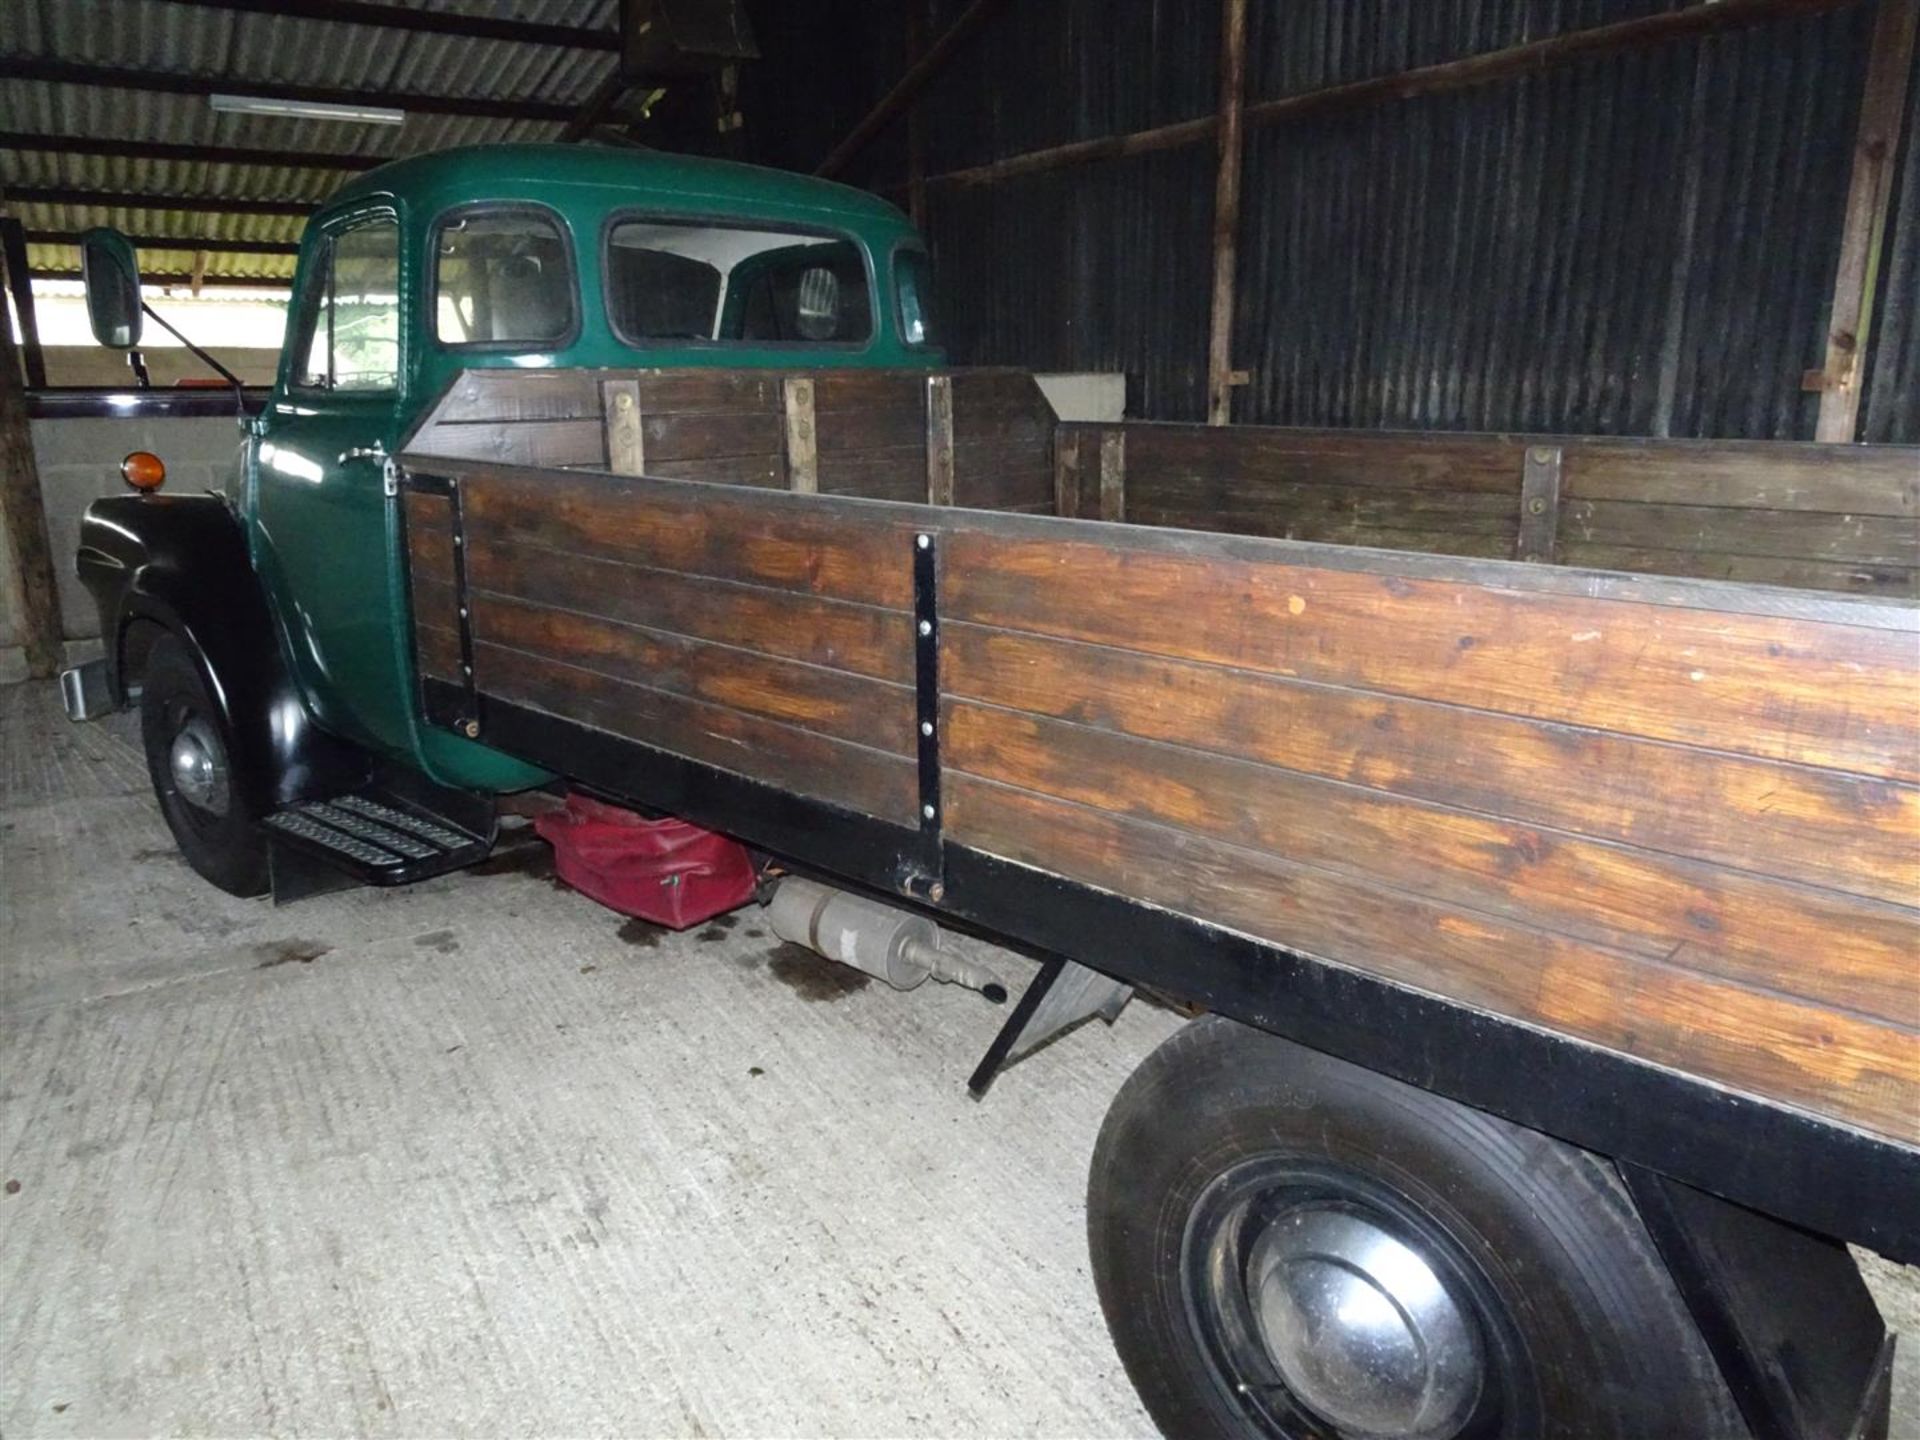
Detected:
[1515,445,1564,564]
[601,377,644,476]
[1,219,47,390]
[1206,0,1249,426]
[783,376,818,493]
[925,374,955,505]
[1099,429,1126,522]
[1809,0,1917,443]
[906,2,929,231]
[1053,429,1083,517]
[0,272,63,679]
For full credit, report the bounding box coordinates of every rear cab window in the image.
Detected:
[604,218,873,348]
[433,206,577,349]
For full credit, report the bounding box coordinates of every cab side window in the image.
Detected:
[287,218,402,392]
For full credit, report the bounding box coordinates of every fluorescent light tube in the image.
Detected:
[210,94,404,125]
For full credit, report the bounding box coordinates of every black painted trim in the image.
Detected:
[911,530,942,878]
[422,683,1920,1265]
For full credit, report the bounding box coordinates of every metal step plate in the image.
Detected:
[263,792,492,887]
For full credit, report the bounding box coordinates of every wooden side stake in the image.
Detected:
[1053,429,1083,518]
[1206,0,1249,426]
[1516,445,1564,564]
[926,374,955,505]
[1809,0,1917,442]
[1099,429,1127,523]
[784,376,818,493]
[0,278,63,679]
[601,377,644,476]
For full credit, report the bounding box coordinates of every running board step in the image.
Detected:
[263,793,492,891]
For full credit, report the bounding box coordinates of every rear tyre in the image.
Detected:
[1088,1017,1745,1440]
[139,633,268,897]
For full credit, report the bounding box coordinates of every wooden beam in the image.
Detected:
[906,3,930,229]
[0,256,64,680]
[815,0,1013,179]
[783,377,818,493]
[0,132,380,172]
[1205,0,1249,427]
[1810,0,1918,443]
[1099,430,1126,522]
[29,269,293,291]
[150,0,620,50]
[8,186,316,218]
[926,375,955,505]
[0,220,47,390]
[1516,445,1564,563]
[0,57,581,123]
[26,231,301,257]
[925,0,1853,190]
[559,71,632,144]
[602,379,645,477]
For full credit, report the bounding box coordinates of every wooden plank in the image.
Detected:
[783,376,818,494]
[926,374,955,505]
[405,417,607,469]
[1054,429,1083,518]
[1126,484,1520,536]
[1558,543,1919,597]
[1120,511,1517,557]
[1516,444,1562,563]
[474,594,915,753]
[814,402,930,455]
[945,774,1920,1145]
[601,378,643,477]
[457,465,917,610]
[1562,441,1920,516]
[644,455,787,489]
[942,624,1919,906]
[1561,499,1920,568]
[1099,429,1126,522]
[941,530,1920,782]
[1102,422,1528,494]
[1812,0,1919,442]
[465,537,912,684]
[942,700,1920,1023]
[643,410,786,464]
[636,370,784,414]
[477,641,918,825]
[427,370,602,424]
[415,621,463,682]
[817,445,933,503]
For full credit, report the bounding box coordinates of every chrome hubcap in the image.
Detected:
[1246,1206,1483,1439]
[169,718,229,816]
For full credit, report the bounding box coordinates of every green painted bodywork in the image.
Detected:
[241,144,937,795]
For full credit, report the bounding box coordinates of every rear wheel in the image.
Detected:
[139,633,268,897]
[1088,1017,1746,1440]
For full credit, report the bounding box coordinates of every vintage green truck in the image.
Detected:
[61,143,1919,1440]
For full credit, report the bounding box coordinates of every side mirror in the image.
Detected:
[78,227,144,349]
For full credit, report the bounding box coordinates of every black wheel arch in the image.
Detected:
[78,491,364,809]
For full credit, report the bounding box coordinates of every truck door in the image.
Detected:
[252,207,412,756]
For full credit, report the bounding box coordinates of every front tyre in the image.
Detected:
[139,633,268,897]
[1088,1017,1745,1440]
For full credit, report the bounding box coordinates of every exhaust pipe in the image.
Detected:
[766,877,1008,1003]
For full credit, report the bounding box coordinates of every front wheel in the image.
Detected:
[1088,1017,1746,1440]
[139,633,268,897]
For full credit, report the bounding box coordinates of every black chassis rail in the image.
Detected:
[405,468,1920,1269]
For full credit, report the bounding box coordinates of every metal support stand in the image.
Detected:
[968,955,1133,1096]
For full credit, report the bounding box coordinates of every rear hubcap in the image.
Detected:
[1247,1206,1483,1439]
[169,717,230,816]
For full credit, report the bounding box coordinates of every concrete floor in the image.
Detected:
[1,676,1914,1438]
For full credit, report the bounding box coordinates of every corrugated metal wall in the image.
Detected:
[749,0,1914,443]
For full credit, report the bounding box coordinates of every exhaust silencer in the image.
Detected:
[765,877,1007,1003]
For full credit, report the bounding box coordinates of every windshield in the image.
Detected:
[604,219,873,346]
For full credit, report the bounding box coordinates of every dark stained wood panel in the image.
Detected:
[403,491,462,684]
[942,532,1920,782]
[1557,543,1919,597]
[945,773,1920,1146]
[1561,441,1920,515]
[942,625,1918,907]
[942,700,1919,1022]
[408,416,607,469]
[466,538,912,684]
[457,463,918,610]
[477,642,918,826]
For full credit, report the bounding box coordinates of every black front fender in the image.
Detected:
[77,492,363,809]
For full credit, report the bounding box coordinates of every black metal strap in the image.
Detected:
[910,530,943,887]
[446,477,479,725]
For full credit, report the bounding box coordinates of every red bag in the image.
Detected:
[533,794,757,930]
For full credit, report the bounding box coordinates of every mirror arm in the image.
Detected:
[138,300,247,407]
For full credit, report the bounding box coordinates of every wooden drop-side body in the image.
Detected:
[401,367,1920,1260]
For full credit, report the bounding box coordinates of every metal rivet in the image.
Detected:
[462,663,473,675]
[461,719,480,739]
[922,804,936,820]
[615,392,634,410]
[918,619,932,636]
[927,882,945,902]
[453,534,463,546]
[1531,447,1554,463]
[1528,497,1546,515]
[916,534,930,549]
[920,720,934,737]
[458,606,468,618]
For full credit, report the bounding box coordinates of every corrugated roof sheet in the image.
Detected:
[2,0,619,284]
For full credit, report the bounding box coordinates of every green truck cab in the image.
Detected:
[67,143,937,891]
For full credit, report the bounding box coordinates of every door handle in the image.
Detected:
[337,443,388,465]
